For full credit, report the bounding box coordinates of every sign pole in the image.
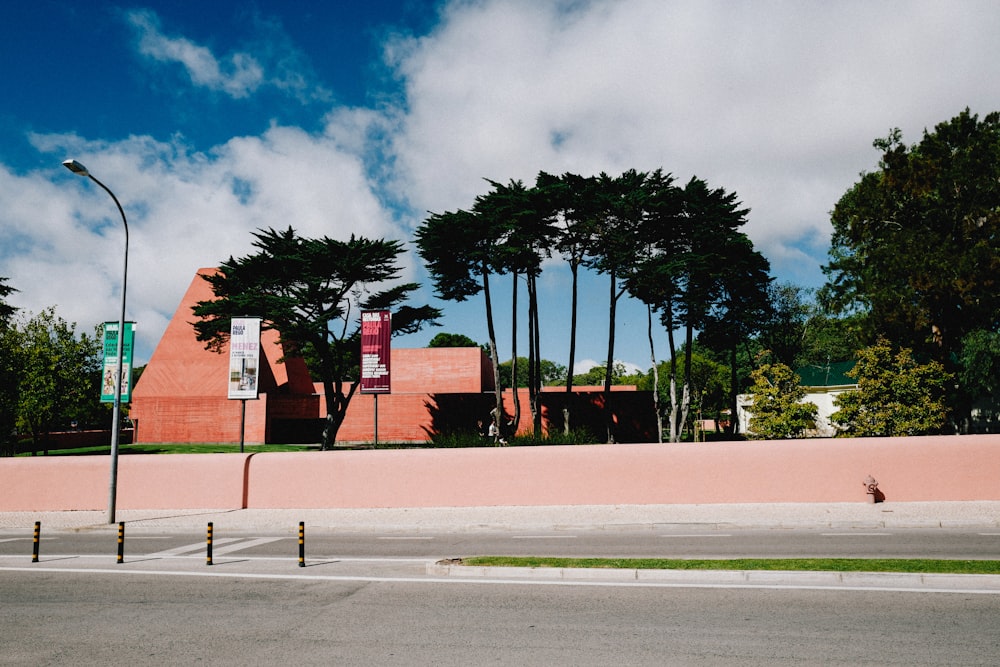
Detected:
[239,399,246,453]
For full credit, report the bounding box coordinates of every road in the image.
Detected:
[4,525,1000,561]
[2,525,999,665]
[2,569,999,665]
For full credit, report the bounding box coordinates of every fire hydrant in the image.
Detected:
[863,475,879,503]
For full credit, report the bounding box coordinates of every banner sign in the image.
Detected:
[228,317,262,400]
[101,321,135,403]
[360,310,391,394]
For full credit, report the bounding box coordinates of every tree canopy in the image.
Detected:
[822,109,1000,427]
[417,169,771,443]
[193,227,440,448]
[746,359,818,439]
[831,337,952,437]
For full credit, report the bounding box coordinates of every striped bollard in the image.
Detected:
[117,522,125,564]
[32,521,40,563]
[206,522,214,566]
[298,521,305,568]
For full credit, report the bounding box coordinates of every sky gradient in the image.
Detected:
[2,0,999,373]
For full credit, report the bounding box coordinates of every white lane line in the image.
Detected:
[513,535,577,540]
[377,536,434,541]
[211,537,282,555]
[978,533,1000,536]
[4,566,999,595]
[147,538,242,557]
[660,534,733,538]
[821,533,892,537]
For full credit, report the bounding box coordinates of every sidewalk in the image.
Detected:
[2,500,999,534]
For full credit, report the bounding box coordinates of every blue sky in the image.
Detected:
[2,1,1000,374]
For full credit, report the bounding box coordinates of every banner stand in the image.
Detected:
[228,317,262,451]
[360,310,391,446]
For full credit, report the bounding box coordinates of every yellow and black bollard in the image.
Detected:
[298,521,305,568]
[32,521,40,563]
[206,522,214,566]
[117,522,125,564]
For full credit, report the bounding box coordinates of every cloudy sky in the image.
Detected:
[2,0,999,374]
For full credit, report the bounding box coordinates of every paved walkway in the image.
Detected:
[3,500,1000,533]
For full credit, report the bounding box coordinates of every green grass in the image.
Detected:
[461,556,1000,575]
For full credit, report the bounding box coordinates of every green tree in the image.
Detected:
[822,109,1000,425]
[498,357,567,389]
[0,278,18,455]
[193,227,440,449]
[747,359,818,439]
[13,308,103,454]
[536,171,599,433]
[416,207,507,434]
[587,170,653,442]
[831,337,952,437]
[474,179,560,437]
[427,332,479,348]
[0,277,16,324]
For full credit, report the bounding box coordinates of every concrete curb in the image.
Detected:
[427,562,1000,592]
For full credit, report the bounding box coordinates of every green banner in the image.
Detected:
[101,321,135,403]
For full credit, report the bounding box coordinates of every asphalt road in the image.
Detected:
[3,519,1000,665]
[2,569,999,666]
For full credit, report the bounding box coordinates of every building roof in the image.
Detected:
[796,361,856,388]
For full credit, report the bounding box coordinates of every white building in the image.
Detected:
[737,361,857,438]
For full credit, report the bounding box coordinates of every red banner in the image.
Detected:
[360,310,391,393]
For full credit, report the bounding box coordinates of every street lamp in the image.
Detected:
[62,159,129,524]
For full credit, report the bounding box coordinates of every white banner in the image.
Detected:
[228,317,262,399]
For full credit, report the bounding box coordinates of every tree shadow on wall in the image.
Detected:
[539,391,656,443]
[423,391,657,445]
[423,393,498,445]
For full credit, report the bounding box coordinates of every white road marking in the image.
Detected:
[377,536,434,540]
[660,534,733,538]
[821,533,892,537]
[147,538,242,557]
[513,535,578,539]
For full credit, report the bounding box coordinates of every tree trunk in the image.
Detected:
[603,270,624,444]
[564,260,580,435]
[482,268,505,431]
[528,274,542,436]
[509,272,520,439]
[647,304,663,443]
[680,321,694,439]
[320,376,358,450]
[665,303,680,443]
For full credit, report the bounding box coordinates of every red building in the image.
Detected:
[130,269,654,445]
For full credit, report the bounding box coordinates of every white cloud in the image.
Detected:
[125,9,331,104]
[4,126,405,363]
[383,0,1000,287]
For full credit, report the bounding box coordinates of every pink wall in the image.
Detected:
[2,436,999,511]
[0,454,252,511]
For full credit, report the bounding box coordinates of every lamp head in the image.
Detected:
[62,159,90,177]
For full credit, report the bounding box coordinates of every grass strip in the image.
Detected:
[461,557,1000,575]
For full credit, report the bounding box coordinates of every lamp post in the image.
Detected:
[62,159,128,524]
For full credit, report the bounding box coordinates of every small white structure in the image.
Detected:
[738,361,857,438]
